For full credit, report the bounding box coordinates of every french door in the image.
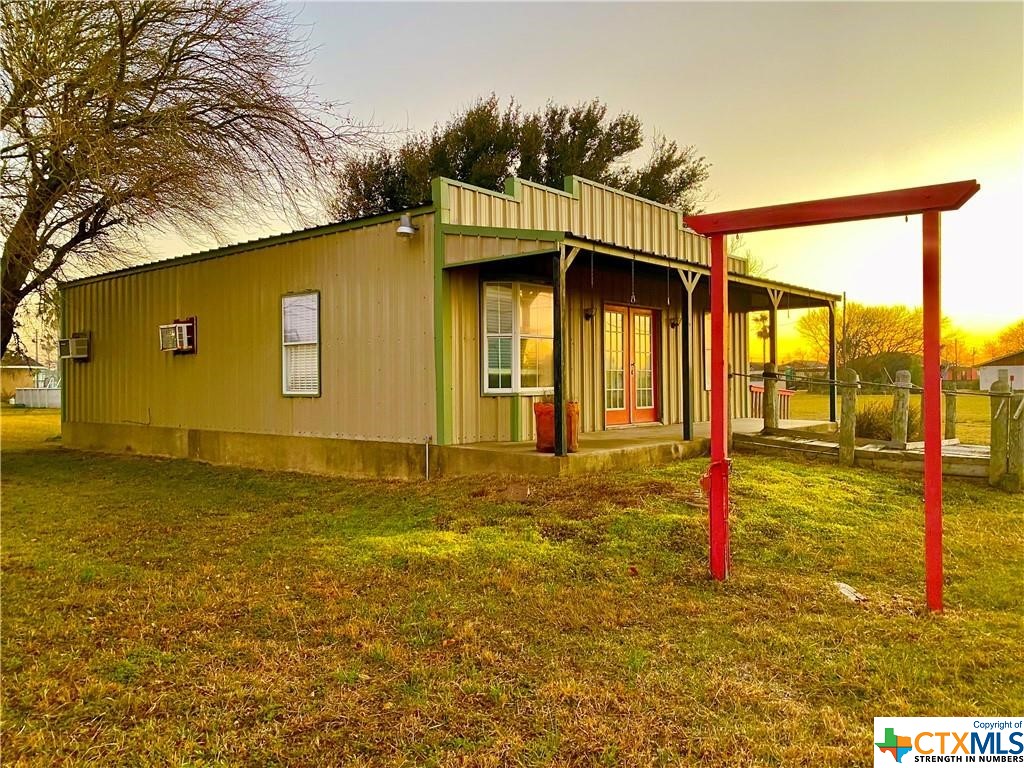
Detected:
[604,305,658,426]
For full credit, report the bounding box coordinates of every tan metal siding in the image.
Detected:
[689,308,751,423]
[63,215,436,443]
[443,234,554,266]
[441,177,710,266]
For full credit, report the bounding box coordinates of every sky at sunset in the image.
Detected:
[142,1,1023,361]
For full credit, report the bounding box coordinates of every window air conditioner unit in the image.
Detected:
[58,336,90,360]
[159,318,196,354]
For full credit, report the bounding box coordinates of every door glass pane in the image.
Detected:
[519,338,553,389]
[634,312,654,409]
[604,310,625,410]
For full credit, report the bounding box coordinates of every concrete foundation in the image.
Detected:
[62,421,711,479]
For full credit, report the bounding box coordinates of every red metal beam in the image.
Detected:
[922,211,943,612]
[684,180,979,236]
[708,234,730,580]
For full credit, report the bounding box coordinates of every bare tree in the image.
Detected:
[1,0,371,355]
[796,301,951,368]
[982,318,1024,360]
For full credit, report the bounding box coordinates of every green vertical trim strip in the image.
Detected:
[432,178,453,445]
[510,396,521,442]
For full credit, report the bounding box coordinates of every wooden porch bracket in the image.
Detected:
[564,245,581,273]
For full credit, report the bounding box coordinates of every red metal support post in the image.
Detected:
[922,211,943,612]
[708,234,730,580]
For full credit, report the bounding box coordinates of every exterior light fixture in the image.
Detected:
[396,214,418,237]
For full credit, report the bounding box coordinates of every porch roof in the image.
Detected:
[440,223,840,308]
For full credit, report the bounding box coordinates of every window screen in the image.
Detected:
[282,293,320,395]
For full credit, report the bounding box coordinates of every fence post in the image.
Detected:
[1006,392,1023,493]
[839,368,859,466]
[944,389,957,441]
[892,369,912,445]
[990,369,1011,488]
[763,362,779,431]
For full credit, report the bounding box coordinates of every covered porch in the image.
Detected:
[441,229,840,453]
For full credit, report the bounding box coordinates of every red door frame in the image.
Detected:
[603,304,660,427]
[686,180,980,612]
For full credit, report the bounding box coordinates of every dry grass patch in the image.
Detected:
[2,407,1021,766]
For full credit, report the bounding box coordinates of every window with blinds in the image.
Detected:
[483,281,554,394]
[282,292,320,396]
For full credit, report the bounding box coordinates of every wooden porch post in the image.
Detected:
[767,288,783,367]
[678,270,701,442]
[922,211,943,612]
[709,235,730,581]
[828,302,838,423]
[553,247,567,457]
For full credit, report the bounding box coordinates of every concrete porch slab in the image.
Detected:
[433,419,832,477]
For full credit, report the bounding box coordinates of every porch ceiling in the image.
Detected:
[438,224,839,309]
[562,234,840,308]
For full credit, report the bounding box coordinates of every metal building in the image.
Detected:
[60,175,839,477]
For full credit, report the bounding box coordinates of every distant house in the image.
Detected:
[978,349,1024,391]
[942,363,977,382]
[1,352,42,400]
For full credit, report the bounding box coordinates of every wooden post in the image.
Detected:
[1007,392,1023,493]
[767,288,783,368]
[828,302,838,423]
[922,210,943,613]
[892,370,912,445]
[708,234,730,581]
[681,294,692,441]
[944,390,957,441]
[839,368,859,466]
[678,270,701,442]
[763,362,779,430]
[990,369,1011,487]
[552,249,567,457]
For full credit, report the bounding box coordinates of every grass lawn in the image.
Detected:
[787,391,992,445]
[2,408,1021,766]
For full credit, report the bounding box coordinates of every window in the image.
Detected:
[483,281,554,394]
[282,292,320,396]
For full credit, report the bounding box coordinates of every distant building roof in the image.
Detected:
[1,352,42,369]
[978,349,1024,368]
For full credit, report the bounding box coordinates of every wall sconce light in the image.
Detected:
[396,214,418,237]
[584,307,595,321]
[669,315,681,329]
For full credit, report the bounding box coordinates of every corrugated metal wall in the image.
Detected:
[448,258,748,444]
[63,214,437,443]
[442,177,710,266]
[443,234,555,266]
